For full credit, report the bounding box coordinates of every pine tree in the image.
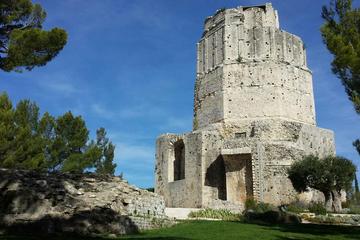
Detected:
[0,0,67,72]
[38,112,57,170]
[322,0,360,180]
[54,111,91,172]
[0,92,15,168]
[95,127,117,175]
[12,100,45,169]
[321,0,360,113]
[0,94,117,174]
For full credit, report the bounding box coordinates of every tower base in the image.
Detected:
[155,119,335,210]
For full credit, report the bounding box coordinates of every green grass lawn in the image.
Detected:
[122,221,360,240]
[1,221,360,240]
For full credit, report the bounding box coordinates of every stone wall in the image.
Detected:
[0,168,171,236]
[155,133,203,208]
[194,3,315,130]
[156,118,335,209]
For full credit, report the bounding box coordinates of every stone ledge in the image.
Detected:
[221,147,252,155]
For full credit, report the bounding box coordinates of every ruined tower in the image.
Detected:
[155,3,335,209]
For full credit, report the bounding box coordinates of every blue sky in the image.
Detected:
[0,0,359,188]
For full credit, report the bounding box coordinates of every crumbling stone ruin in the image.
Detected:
[155,3,335,210]
[0,168,171,236]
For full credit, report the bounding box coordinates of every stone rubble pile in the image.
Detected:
[0,168,172,235]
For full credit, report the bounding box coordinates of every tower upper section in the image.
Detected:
[197,3,307,75]
[193,3,316,130]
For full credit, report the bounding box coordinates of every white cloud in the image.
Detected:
[42,81,77,94]
[113,141,155,188]
[90,102,165,120]
[108,131,153,143]
[91,103,115,119]
[34,70,84,97]
[115,142,154,162]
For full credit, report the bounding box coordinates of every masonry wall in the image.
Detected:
[196,119,335,207]
[194,67,224,130]
[194,4,314,130]
[223,63,315,125]
[155,133,203,208]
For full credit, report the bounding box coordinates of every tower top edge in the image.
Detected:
[204,2,279,30]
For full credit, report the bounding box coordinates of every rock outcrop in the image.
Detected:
[0,168,171,236]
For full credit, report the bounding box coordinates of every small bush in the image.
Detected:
[342,201,350,209]
[245,198,257,211]
[256,202,274,213]
[308,202,327,215]
[245,198,274,213]
[346,191,360,214]
[349,205,360,214]
[188,208,242,221]
[286,201,307,213]
[244,210,301,225]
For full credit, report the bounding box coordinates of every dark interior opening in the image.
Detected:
[243,5,266,11]
[174,140,185,181]
[205,155,227,200]
[235,132,247,138]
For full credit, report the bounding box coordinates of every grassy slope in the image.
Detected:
[1,221,360,240]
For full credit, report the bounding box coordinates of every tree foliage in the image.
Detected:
[94,127,117,175]
[321,0,360,113]
[0,0,67,72]
[355,173,360,193]
[321,0,360,193]
[288,155,356,212]
[0,92,117,175]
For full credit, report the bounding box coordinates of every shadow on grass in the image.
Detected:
[0,235,189,240]
[0,234,107,240]
[250,222,360,240]
[120,237,190,240]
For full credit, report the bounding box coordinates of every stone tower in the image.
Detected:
[155,3,335,210]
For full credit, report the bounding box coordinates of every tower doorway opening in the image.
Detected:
[223,153,253,203]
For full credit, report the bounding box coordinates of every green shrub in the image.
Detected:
[349,205,360,214]
[188,208,242,221]
[286,201,307,213]
[244,199,300,224]
[245,198,274,213]
[308,202,327,215]
[342,201,350,209]
[346,191,360,214]
[244,210,301,225]
[245,198,257,211]
[256,202,274,213]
